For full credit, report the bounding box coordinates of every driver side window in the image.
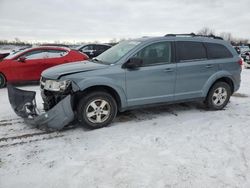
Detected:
[20,50,47,60]
[134,42,171,66]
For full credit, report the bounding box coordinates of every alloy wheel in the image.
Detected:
[85,99,111,124]
[212,87,228,106]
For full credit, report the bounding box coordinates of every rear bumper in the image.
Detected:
[7,85,74,130]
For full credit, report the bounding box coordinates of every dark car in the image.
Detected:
[76,44,111,58]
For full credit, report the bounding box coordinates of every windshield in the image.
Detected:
[95,40,141,64]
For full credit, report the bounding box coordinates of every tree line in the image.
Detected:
[197,27,249,46]
[0,28,249,46]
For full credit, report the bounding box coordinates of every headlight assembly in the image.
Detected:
[44,80,71,92]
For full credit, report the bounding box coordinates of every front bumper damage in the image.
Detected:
[7,85,74,130]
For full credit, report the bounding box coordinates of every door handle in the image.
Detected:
[164,68,173,72]
[205,64,213,68]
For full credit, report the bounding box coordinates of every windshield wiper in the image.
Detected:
[91,58,105,64]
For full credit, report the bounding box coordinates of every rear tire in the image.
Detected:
[77,91,117,129]
[205,82,231,110]
[0,73,6,88]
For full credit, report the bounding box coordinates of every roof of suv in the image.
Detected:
[133,35,226,43]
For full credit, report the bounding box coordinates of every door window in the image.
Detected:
[134,42,172,66]
[20,50,47,60]
[176,41,207,62]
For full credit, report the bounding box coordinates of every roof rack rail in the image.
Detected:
[164,33,223,40]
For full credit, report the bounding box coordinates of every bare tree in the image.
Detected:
[109,38,117,44]
[197,27,215,36]
[219,32,233,41]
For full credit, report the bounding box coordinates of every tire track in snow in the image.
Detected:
[0,123,77,148]
[0,118,23,126]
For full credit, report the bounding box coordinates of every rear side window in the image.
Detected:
[205,43,233,59]
[176,41,207,62]
[96,45,106,51]
[46,50,68,58]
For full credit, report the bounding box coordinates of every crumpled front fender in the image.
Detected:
[7,85,74,130]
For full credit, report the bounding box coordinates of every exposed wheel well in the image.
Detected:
[0,72,6,79]
[73,85,122,111]
[210,77,234,94]
[0,72,7,86]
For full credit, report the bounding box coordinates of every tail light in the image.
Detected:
[238,58,243,66]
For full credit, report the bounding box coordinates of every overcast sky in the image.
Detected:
[0,0,249,43]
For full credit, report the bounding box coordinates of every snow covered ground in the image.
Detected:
[0,69,250,188]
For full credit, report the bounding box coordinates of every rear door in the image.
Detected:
[175,41,219,100]
[125,41,177,106]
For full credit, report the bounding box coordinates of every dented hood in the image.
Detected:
[42,60,108,79]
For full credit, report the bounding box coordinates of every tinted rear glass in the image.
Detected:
[176,41,207,61]
[205,43,233,59]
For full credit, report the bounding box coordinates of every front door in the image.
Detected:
[12,50,47,81]
[125,41,176,106]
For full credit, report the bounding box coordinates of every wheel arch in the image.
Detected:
[73,85,126,112]
[0,72,7,87]
[203,75,235,98]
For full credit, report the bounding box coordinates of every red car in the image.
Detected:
[0,46,88,88]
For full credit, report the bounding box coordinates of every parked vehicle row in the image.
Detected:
[233,45,250,68]
[241,51,250,68]
[8,34,242,130]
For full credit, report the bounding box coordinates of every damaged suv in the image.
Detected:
[8,34,242,130]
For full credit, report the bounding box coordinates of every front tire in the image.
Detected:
[0,73,6,88]
[77,91,117,129]
[205,82,231,110]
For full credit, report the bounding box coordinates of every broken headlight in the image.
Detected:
[44,80,71,92]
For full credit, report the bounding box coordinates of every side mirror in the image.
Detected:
[122,57,143,69]
[18,57,26,62]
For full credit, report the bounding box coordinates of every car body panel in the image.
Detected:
[125,63,176,106]
[42,60,107,79]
